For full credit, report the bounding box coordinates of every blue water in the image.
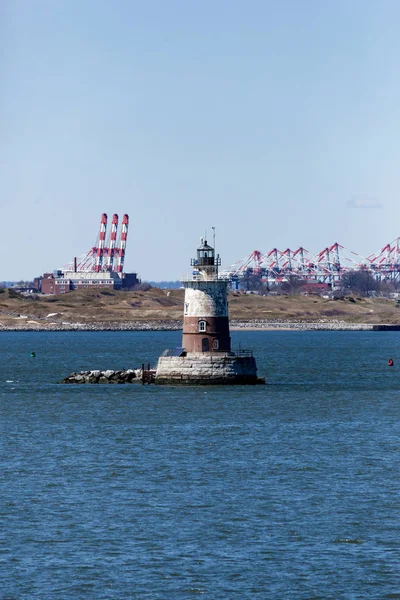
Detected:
[2,330,400,599]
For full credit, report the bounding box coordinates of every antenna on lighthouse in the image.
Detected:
[212,226,217,277]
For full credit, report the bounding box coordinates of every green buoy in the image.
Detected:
[30,352,36,358]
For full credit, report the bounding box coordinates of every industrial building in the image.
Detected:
[35,213,139,295]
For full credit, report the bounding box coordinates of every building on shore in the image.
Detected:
[155,237,263,385]
[34,270,139,294]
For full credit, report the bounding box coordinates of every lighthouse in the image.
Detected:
[155,236,263,385]
[182,237,230,353]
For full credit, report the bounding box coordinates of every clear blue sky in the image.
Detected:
[1,0,400,281]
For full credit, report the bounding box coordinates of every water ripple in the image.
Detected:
[2,330,400,598]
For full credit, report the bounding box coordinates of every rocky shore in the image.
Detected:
[230,320,375,331]
[0,320,182,332]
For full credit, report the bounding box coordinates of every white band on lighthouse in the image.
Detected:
[184,283,228,318]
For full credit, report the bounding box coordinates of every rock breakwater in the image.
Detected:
[60,369,142,384]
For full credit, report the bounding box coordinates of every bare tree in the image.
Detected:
[340,270,379,296]
[280,275,306,295]
[241,271,265,292]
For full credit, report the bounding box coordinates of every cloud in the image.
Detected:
[346,194,383,209]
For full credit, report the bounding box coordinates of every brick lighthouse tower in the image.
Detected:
[155,235,262,385]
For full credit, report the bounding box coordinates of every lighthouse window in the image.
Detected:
[213,339,219,350]
[184,302,189,315]
[199,320,206,332]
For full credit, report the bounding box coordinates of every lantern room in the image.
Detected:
[190,238,221,269]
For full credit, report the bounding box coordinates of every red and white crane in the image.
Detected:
[105,214,119,271]
[367,237,400,280]
[222,242,373,284]
[60,213,130,274]
[95,213,108,272]
[115,214,129,273]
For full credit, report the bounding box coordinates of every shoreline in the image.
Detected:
[0,320,182,332]
[230,321,374,331]
[1,319,398,332]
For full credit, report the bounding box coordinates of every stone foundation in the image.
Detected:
[155,352,263,385]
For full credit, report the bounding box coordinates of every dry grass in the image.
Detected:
[1,288,400,329]
[228,293,400,323]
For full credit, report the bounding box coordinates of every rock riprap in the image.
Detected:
[60,369,141,384]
